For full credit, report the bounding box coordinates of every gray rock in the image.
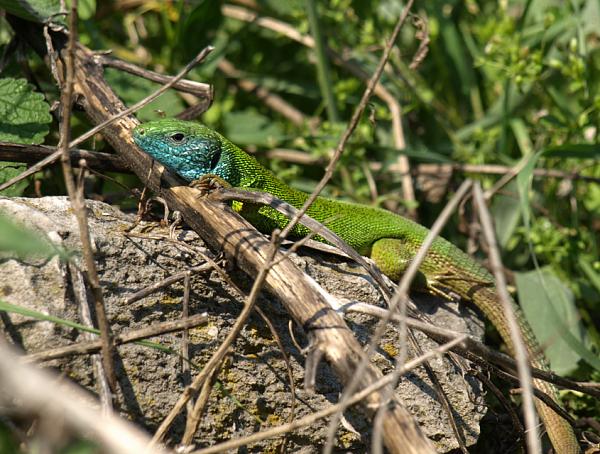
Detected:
[0,196,486,452]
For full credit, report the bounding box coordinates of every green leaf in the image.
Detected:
[105,69,185,122]
[0,78,52,145]
[0,300,97,334]
[515,267,599,373]
[0,0,61,23]
[509,118,533,156]
[0,162,29,197]
[544,144,600,159]
[222,110,284,146]
[491,180,521,248]
[0,299,172,353]
[0,213,68,260]
[579,258,600,294]
[66,0,96,20]
[176,0,223,61]
[516,150,542,231]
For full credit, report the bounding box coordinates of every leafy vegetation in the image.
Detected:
[0,0,598,445]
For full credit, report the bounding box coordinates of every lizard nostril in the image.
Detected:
[137,128,145,135]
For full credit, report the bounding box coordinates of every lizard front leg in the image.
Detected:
[189,174,232,195]
[370,238,428,290]
[370,238,467,300]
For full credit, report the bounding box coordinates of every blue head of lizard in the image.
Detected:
[133,119,240,185]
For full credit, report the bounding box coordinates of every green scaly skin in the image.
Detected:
[133,119,579,454]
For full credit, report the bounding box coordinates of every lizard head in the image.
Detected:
[133,119,235,183]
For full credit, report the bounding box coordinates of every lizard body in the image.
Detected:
[133,119,579,454]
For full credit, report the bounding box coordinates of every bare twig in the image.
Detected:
[97,55,212,98]
[252,149,600,184]
[222,4,416,214]
[0,46,214,193]
[125,263,212,304]
[181,272,193,419]
[218,58,311,127]
[279,0,416,246]
[68,262,113,412]
[181,362,221,446]
[0,142,127,172]
[342,301,600,399]
[472,182,541,454]
[58,0,118,394]
[471,368,525,450]
[150,234,280,445]
[325,179,472,450]
[25,313,208,362]
[0,341,167,454]
[188,334,466,454]
[207,187,391,299]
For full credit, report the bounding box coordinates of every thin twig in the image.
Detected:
[0,142,127,172]
[280,0,415,243]
[0,341,168,454]
[125,263,212,304]
[323,179,471,451]
[253,149,600,184]
[150,234,281,445]
[97,55,212,98]
[471,368,525,450]
[188,334,467,454]
[222,4,416,213]
[58,0,118,394]
[181,272,193,419]
[472,182,541,454]
[207,187,391,299]
[343,301,600,399]
[24,313,209,362]
[0,46,214,193]
[218,58,310,127]
[68,262,113,412]
[181,361,222,445]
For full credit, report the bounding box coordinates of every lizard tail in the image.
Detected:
[474,287,580,454]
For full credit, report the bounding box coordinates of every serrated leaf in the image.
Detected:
[0,78,52,145]
[515,267,599,373]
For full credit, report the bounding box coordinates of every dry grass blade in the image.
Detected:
[323,179,472,450]
[187,334,466,454]
[472,182,541,454]
[0,341,167,454]
[280,0,416,243]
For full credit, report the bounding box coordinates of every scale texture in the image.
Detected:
[134,119,580,454]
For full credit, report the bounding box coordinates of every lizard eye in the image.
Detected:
[170,132,186,143]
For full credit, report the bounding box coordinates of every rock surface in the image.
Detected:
[0,196,487,452]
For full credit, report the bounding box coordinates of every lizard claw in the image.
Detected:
[190,174,231,196]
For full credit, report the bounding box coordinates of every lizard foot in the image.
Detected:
[433,270,493,287]
[426,280,456,301]
[190,174,232,196]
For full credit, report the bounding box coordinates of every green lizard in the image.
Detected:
[133,118,579,454]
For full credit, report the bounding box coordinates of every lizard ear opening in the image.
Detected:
[209,145,222,171]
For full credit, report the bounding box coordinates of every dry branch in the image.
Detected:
[8,17,434,454]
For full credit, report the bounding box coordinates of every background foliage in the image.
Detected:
[0,0,598,448]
